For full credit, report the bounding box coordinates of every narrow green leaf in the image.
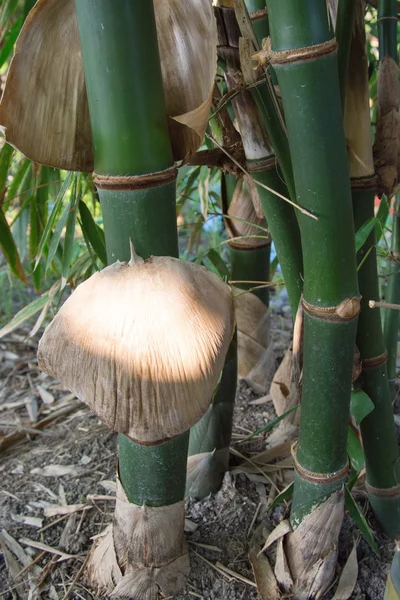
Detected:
[0,206,26,283]
[206,248,229,279]
[0,0,18,28]
[34,173,72,269]
[267,482,294,512]
[355,217,376,253]
[79,200,107,265]
[345,488,379,555]
[46,199,73,271]
[4,158,31,212]
[0,292,50,339]
[0,143,14,194]
[0,16,23,70]
[347,426,365,473]
[350,389,375,424]
[61,176,80,287]
[375,196,390,243]
[242,405,300,441]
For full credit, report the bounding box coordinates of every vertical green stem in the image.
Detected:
[266,0,359,527]
[336,0,357,108]
[378,0,400,396]
[384,197,400,396]
[353,190,400,537]
[75,0,187,508]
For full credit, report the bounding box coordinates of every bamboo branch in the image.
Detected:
[369,299,400,309]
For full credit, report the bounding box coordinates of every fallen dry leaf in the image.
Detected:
[31,464,83,477]
[332,540,359,600]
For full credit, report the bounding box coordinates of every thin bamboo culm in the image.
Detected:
[345,0,400,536]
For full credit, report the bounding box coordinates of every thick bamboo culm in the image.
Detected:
[345,0,400,536]
[265,3,359,591]
[75,1,188,595]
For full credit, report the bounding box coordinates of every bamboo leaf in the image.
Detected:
[267,482,294,512]
[46,197,73,271]
[0,143,14,195]
[350,389,374,424]
[0,206,27,283]
[0,0,18,28]
[79,200,107,265]
[375,196,390,243]
[0,292,51,339]
[355,217,376,253]
[0,16,23,70]
[61,176,80,288]
[4,158,31,212]
[347,427,364,474]
[332,541,358,600]
[34,172,72,269]
[206,248,229,279]
[242,405,300,441]
[345,488,379,555]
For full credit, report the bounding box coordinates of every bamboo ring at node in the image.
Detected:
[350,174,378,191]
[93,165,178,191]
[265,37,337,66]
[246,155,277,174]
[249,8,268,21]
[365,481,400,498]
[291,443,349,485]
[362,350,388,370]
[302,296,361,322]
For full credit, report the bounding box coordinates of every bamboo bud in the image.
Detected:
[38,255,235,444]
[0,0,217,169]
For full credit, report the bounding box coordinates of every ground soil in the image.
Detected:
[0,293,397,600]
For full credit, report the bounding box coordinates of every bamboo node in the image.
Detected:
[254,37,337,68]
[350,175,378,191]
[93,166,178,191]
[246,156,277,174]
[291,443,348,485]
[362,350,388,370]
[365,482,400,499]
[301,296,361,322]
[249,8,268,22]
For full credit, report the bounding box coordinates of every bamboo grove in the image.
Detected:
[0,0,400,598]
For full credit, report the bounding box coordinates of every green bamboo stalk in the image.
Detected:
[265,0,359,577]
[345,0,400,537]
[353,194,400,536]
[244,0,269,46]
[75,0,189,593]
[335,0,357,108]
[378,0,398,59]
[186,334,237,497]
[384,198,400,396]
[225,173,271,307]
[75,0,183,505]
[216,5,303,315]
[378,0,400,398]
